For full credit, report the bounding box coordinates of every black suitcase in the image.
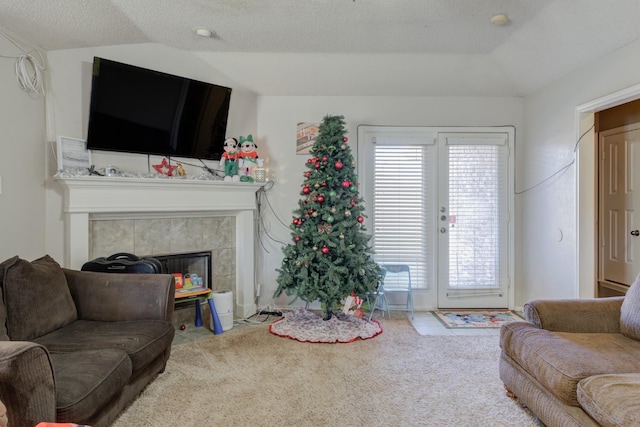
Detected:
[81,253,163,274]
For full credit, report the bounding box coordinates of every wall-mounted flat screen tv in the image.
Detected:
[86,57,232,161]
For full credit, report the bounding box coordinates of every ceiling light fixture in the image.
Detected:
[490,14,508,26]
[195,28,214,38]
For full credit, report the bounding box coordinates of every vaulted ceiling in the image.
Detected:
[1,0,639,96]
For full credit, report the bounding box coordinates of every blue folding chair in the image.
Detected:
[380,264,414,319]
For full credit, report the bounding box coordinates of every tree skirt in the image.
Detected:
[269,309,383,343]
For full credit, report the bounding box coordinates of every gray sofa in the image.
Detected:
[500,274,640,427]
[0,255,175,427]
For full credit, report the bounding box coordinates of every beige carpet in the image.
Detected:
[112,318,540,427]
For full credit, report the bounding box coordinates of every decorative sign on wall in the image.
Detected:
[296,122,319,155]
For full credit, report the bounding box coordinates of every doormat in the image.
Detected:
[269,309,383,343]
[432,310,524,329]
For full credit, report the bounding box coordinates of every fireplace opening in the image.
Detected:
[151,251,212,302]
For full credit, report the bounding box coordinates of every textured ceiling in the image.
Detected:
[1,0,640,96]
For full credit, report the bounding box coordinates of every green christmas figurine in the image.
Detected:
[274,115,383,320]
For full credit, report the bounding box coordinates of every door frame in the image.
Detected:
[357,125,515,310]
[577,83,640,298]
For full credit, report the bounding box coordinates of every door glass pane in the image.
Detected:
[448,144,502,289]
[372,145,433,289]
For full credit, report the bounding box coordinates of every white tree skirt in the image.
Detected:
[269,309,382,343]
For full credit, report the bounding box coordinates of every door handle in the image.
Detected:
[632,230,640,237]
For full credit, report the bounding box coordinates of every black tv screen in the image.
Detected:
[86,57,232,161]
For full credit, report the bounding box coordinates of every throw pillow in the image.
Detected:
[1,255,78,341]
[620,273,640,340]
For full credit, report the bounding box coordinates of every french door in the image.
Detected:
[359,127,513,309]
[436,133,510,308]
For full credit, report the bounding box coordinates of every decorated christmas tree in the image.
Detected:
[274,115,382,320]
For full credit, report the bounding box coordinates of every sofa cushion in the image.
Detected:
[620,273,640,340]
[578,373,640,427]
[50,349,131,423]
[1,255,77,341]
[500,321,640,407]
[35,319,174,371]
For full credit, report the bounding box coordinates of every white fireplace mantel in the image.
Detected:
[56,176,263,318]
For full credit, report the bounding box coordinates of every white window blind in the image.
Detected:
[372,145,434,289]
[447,143,507,290]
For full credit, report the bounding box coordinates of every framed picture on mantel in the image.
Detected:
[57,136,91,171]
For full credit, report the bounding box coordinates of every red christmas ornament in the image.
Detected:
[316,195,325,203]
[302,186,310,194]
[306,158,313,164]
[350,200,356,207]
[321,181,327,187]
[315,163,321,169]
[335,161,343,169]
[180,324,186,331]
[342,180,350,189]
[357,216,365,223]
[304,171,311,178]
[343,137,349,142]
[294,236,301,242]
[321,246,330,254]
[322,156,328,162]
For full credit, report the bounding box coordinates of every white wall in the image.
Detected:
[39,36,640,309]
[255,96,523,310]
[0,33,46,262]
[520,37,640,302]
[44,43,258,264]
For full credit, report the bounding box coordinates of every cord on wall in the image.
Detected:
[514,124,595,195]
[0,28,46,98]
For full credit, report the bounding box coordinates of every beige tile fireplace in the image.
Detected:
[89,216,236,292]
[56,176,263,318]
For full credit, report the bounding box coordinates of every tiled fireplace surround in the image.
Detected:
[89,216,235,292]
[56,176,263,319]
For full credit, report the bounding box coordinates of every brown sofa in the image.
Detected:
[500,274,640,427]
[0,255,175,427]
